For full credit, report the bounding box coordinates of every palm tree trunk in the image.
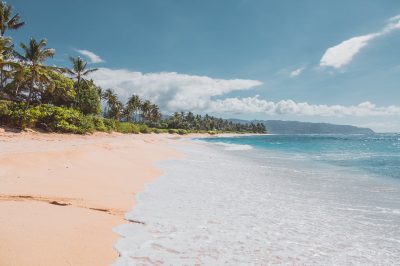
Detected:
[0,68,4,92]
[26,78,34,109]
[26,88,33,108]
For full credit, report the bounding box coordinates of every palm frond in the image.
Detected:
[82,68,98,75]
[7,13,24,29]
[12,50,25,61]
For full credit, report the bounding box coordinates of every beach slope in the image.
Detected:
[0,131,180,266]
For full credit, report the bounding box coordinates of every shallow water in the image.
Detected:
[204,134,400,179]
[113,136,400,265]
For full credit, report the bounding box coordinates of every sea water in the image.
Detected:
[113,134,400,265]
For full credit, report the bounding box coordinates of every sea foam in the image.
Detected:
[113,140,400,265]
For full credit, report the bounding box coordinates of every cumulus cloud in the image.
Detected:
[210,96,400,117]
[290,67,304,77]
[76,49,104,63]
[89,68,400,117]
[89,68,262,111]
[320,15,400,69]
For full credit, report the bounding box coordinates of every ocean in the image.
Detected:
[205,134,400,180]
[114,134,400,265]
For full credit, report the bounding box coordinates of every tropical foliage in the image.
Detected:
[0,2,266,135]
[67,56,97,87]
[166,112,266,133]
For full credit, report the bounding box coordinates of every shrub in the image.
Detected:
[103,118,117,131]
[115,122,140,134]
[153,128,161,134]
[168,129,178,134]
[0,103,95,134]
[91,116,108,132]
[138,124,152,134]
[0,102,40,129]
[0,100,11,115]
[153,128,168,134]
[178,129,188,135]
[0,102,164,135]
[35,105,95,134]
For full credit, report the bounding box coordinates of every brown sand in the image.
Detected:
[0,131,183,266]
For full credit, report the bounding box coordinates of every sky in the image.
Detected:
[9,0,400,132]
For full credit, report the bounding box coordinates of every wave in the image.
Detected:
[210,142,253,151]
[113,141,400,265]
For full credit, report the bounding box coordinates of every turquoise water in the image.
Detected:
[204,134,400,180]
[115,135,400,265]
[115,137,400,264]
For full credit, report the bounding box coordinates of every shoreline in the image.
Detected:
[0,130,259,265]
[0,131,184,265]
[112,134,400,265]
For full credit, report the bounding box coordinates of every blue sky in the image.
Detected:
[10,0,400,132]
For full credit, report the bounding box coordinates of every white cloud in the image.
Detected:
[210,96,400,117]
[320,34,378,69]
[383,15,400,33]
[90,68,262,111]
[320,15,400,69]
[76,49,104,63]
[290,67,304,77]
[90,68,400,118]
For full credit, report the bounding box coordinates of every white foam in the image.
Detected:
[113,142,400,265]
[194,140,253,151]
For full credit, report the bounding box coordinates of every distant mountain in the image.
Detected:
[229,119,375,134]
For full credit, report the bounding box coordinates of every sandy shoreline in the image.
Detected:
[0,130,184,265]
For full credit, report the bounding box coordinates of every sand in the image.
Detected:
[0,130,183,266]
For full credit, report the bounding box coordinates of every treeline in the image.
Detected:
[0,1,266,135]
[166,112,266,133]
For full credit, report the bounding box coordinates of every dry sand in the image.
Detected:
[0,130,184,266]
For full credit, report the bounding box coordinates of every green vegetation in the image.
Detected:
[165,112,266,133]
[0,2,266,135]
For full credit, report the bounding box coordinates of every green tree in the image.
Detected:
[125,94,141,122]
[74,80,101,115]
[67,56,97,87]
[0,36,20,95]
[0,1,24,36]
[18,38,56,107]
[149,104,161,125]
[0,2,24,93]
[41,70,75,106]
[103,88,122,119]
[140,100,152,122]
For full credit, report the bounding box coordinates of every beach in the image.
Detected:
[0,130,183,265]
[2,132,399,265]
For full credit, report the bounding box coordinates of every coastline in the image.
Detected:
[113,135,400,265]
[0,131,184,265]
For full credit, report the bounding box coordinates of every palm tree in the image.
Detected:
[140,100,152,122]
[96,85,103,98]
[103,88,122,119]
[103,88,117,107]
[109,100,123,120]
[0,1,24,36]
[67,56,97,87]
[125,94,141,122]
[149,104,161,123]
[169,112,182,128]
[0,36,20,95]
[19,38,55,107]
